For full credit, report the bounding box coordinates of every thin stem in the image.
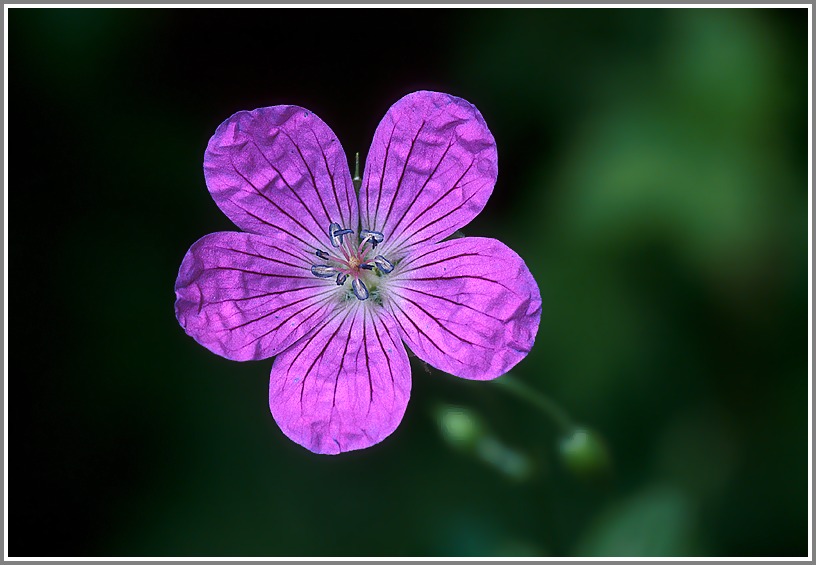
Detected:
[494,374,576,434]
[357,236,370,256]
[338,243,350,262]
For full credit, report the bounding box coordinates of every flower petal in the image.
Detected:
[386,237,541,380]
[174,232,338,361]
[204,106,357,250]
[269,304,411,454]
[359,91,497,255]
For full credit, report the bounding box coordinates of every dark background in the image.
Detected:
[10,8,809,557]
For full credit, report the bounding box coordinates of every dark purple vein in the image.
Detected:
[362,309,374,406]
[389,160,475,246]
[255,242,315,265]
[386,136,454,241]
[372,120,399,229]
[392,292,487,349]
[242,294,334,356]
[280,130,333,228]
[397,285,504,323]
[300,308,353,405]
[226,288,334,331]
[310,128,347,228]
[203,266,313,279]
[403,273,519,295]
[247,140,327,240]
[396,188,482,253]
[372,320,395,387]
[211,246,305,270]
[388,300,446,356]
[206,284,326,305]
[395,252,481,277]
[229,162,324,249]
[332,311,356,409]
[379,120,426,234]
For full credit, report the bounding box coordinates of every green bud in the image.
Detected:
[437,405,484,451]
[559,427,612,480]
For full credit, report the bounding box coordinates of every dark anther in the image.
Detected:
[352,278,369,301]
[373,255,394,274]
[310,264,336,279]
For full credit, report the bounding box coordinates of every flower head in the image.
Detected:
[175,91,542,454]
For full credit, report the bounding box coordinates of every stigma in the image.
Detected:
[308,223,394,301]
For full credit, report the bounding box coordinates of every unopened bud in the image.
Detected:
[438,405,484,450]
[559,427,611,480]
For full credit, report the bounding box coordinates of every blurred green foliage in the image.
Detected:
[10,8,808,557]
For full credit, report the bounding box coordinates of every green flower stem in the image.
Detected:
[352,152,362,192]
[494,374,576,434]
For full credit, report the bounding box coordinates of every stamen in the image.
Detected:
[329,223,354,247]
[337,241,351,261]
[373,255,394,274]
[357,230,385,253]
[310,264,336,279]
[352,278,369,301]
[313,224,394,293]
[359,229,384,249]
[328,222,342,247]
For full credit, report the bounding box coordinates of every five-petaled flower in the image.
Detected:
[174,91,542,454]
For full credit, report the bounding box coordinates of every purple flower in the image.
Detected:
[175,91,542,454]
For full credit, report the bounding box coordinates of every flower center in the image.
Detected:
[309,222,394,301]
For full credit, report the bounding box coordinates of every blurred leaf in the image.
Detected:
[576,484,696,556]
